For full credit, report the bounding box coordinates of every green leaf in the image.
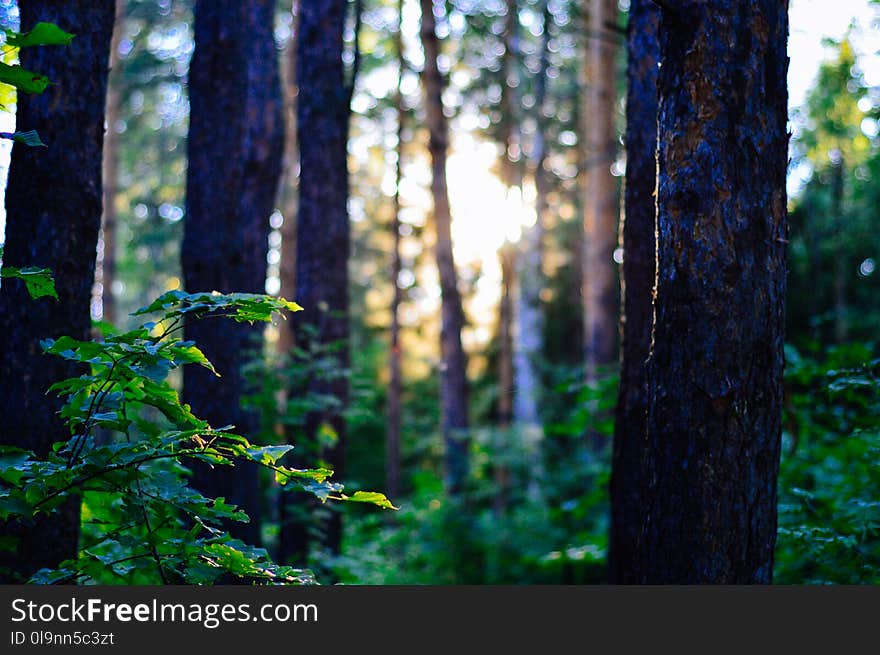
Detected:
[6,22,75,48]
[342,491,398,510]
[0,130,46,146]
[0,62,51,94]
[1,266,57,299]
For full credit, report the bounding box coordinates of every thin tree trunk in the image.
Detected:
[513,0,552,431]
[420,0,470,494]
[280,0,352,562]
[98,0,125,327]
[636,0,789,584]
[0,0,115,582]
[495,243,515,512]
[582,0,620,382]
[387,0,405,502]
[609,0,658,585]
[830,158,847,342]
[277,0,300,355]
[182,0,284,547]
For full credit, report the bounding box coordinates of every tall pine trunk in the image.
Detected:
[99,0,125,327]
[182,0,284,547]
[387,0,405,502]
[420,0,470,493]
[582,0,620,381]
[513,0,552,433]
[609,0,658,585]
[0,0,115,581]
[277,0,300,356]
[636,0,789,584]
[279,0,352,562]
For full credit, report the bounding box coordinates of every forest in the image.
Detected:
[0,0,877,586]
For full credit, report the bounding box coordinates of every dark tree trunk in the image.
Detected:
[0,0,115,582]
[635,0,789,584]
[387,0,405,503]
[279,0,351,563]
[182,0,284,547]
[609,0,658,585]
[420,0,470,494]
[582,0,620,381]
[99,0,125,327]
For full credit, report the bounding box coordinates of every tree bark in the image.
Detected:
[420,0,470,494]
[582,0,620,381]
[0,0,115,582]
[609,0,658,585]
[182,0,284,547]
[387,0,405,503]
[636,0,789,584]
[279,0,352,562]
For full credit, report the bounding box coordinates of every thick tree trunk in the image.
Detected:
[387,0,405,503]
[99,0,125,327]
[636,0,789,584]
[420,0,470,494]
[0,0,115,582]
[609,0,658,585]
[582,0,620,381]
[182,0,284,547]
[279,0,351,562]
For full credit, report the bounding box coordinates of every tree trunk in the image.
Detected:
[99,0,125,327]
[387,0,405,503]
[636,0,789,584]
[420,0,470,494]
[495,243,515,512]
[609,0,658,585]
[513,0,552,432]
[182,0,284,547]
[279,0,352,562]
[0,0,115,582]
[830,158,847,343]
[277,0,300,356]
[582,0,620,381]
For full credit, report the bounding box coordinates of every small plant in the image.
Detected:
[0,290,393,584]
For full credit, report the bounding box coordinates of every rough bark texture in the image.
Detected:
[182,0,284,547]
[99,0,125,327]
[636,0,789,584]
[420,0,470,493]
[582,0,620,381]
[0,0,115,581]
[387,0,405,502]
[609,0,658,585]
[279,0,351,562]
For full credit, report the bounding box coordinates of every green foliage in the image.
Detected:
[0,20,73,143]
[0,290,392,584]
[0,258,57,299]
[4,21,74,48]
[331,368,614,585]
[775,343,880,583]
[0,129,46,146]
